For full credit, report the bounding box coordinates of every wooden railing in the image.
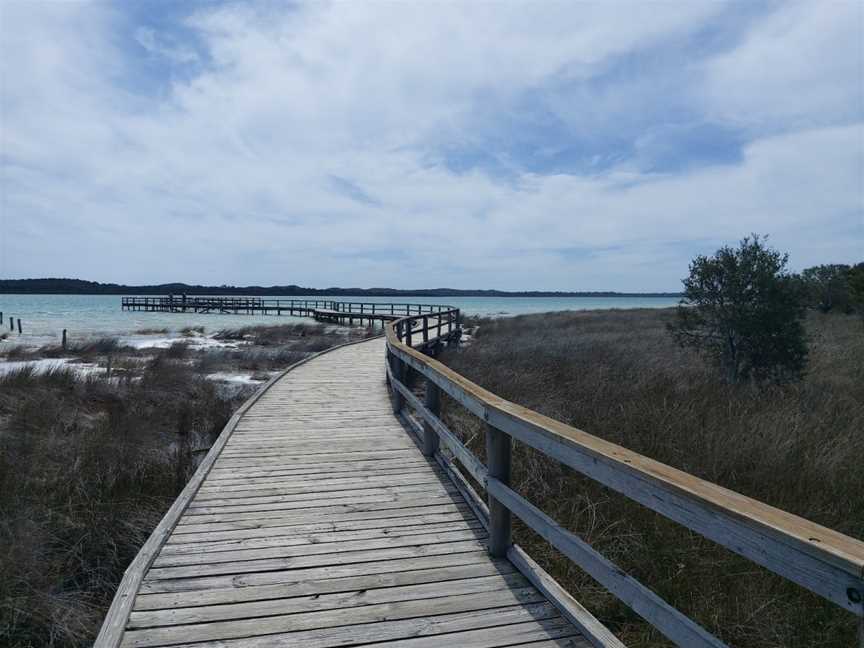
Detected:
[327,301,453,316]
[121,296,338,311]
[385,312,864,648]
[121,296,457,320]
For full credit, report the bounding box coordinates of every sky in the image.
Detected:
[0,0,861,291]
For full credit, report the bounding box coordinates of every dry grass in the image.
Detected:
[440,308,863,647]
[1,338,139,362]
[0,363,246,647]
[213,322,331,346]
[0,322,371,647]
[133,327,169,335]
[201,323,376,373]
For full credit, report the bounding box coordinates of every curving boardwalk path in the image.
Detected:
[114,337,589,647]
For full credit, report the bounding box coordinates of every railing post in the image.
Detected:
[858,613,863,648]
[486,423,512,557]
[448,309,462,348]
[390,351,404,414]
[422,377,440,456]
[405,320,413,347]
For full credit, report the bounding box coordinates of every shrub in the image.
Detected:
[668,235,807,383]
[800,264,853,313]
[165,341,190,359]
[849,263,864,321]
[70,338,127,356]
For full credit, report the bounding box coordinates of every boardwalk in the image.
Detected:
[109,338,590,647]
[100,300,864,647]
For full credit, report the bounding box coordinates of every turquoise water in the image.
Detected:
[0,294,679,343]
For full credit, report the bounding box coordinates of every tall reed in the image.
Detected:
[442,309,863,647]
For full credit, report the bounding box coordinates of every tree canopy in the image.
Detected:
[669,235,807,384]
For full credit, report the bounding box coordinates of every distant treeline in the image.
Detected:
[794,263,864,314]
[0,278,681,298]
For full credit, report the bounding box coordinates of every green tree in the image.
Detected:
[800,264,852,313]
[849,262,864,320]
[669,235,807,383]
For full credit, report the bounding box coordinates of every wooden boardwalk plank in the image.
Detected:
[128,573,530,628]
[156,603,564,648]
[121,588,547,646]
[108,337,589,647]
[138,551,501,595]
[134,561,517,610]
[159,520,485,555]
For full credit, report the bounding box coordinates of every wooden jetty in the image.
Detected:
[98,305,864,647]
[121,296,455,329]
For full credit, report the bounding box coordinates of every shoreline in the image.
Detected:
[0,295,682,342]
[0,322,373,392]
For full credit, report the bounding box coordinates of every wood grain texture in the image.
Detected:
[386,319,864,615]
[99,335,593,647]
[94,334,385,648]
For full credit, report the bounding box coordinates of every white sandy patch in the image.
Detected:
[205,371,279,385]
[120,334,245,350]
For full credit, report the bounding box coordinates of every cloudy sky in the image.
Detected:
[1,1,861,290]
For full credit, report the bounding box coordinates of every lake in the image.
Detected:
[0,294,680,345]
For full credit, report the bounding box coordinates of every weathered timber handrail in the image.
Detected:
[385,312,864,648]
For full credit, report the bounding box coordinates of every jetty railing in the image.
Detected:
[385,312,864,647]
[325,301,452,316]
[121,296,337,313]
[121,296,456,321]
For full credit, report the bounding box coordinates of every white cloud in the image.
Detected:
[700,0,863,130]
[135,27,199,64]
[0,1,860,290]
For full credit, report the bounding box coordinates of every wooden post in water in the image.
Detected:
[62,329,67,350]
[486,423,512,557]
[9,317,13,332]
[0,311,3,325]
[17,319,22,334]
[422,377,440,456]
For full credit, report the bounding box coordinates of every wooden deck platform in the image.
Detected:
[106,337,591,647]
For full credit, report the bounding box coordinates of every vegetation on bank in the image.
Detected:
[0,324,372,647]
[799,262,864,314]
[439,308,862,647]
[0,277,679,297]
[669,236,809,384]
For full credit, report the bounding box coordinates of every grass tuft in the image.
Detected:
[0,322,366,646]
[0,356,248,647]
[440,308,863,648]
